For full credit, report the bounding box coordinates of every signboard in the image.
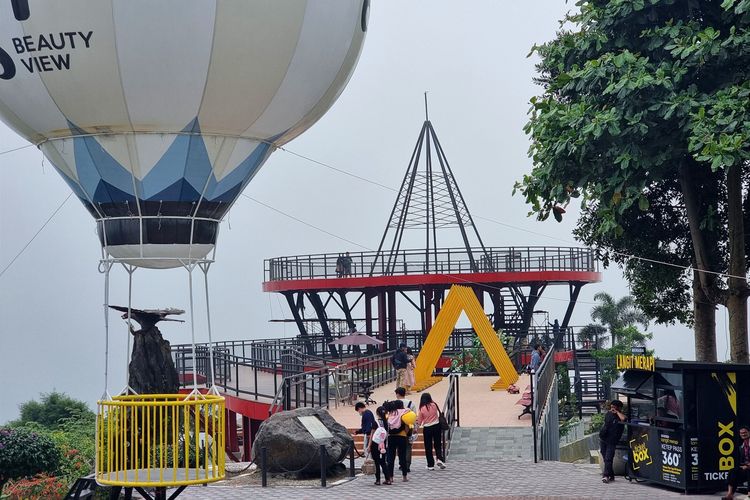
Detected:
[616,354,655,371]
[297,416,333,440]
[628,426,686,488]
[631,346,646,355]
[695,371,739,489]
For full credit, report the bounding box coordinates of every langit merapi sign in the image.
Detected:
[616,354,655,372]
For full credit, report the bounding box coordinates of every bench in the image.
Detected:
[516,391,532,419]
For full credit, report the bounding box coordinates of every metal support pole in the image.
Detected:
[530,370,538,463]
[186,264,199,391]
[320,444,328,487]
[125,265,134,388]
[349,441,355,478]
[261,447,268,487]
[200,262,217,391]
[100,261,113,399]
[456,374,460,427]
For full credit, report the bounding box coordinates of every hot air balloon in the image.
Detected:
[0,1,370,492]
[0,0,369,268]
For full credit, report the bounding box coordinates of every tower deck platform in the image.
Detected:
[262,246,601,293]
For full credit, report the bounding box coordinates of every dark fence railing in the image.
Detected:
[265,246,597,281]
[442,374,460,459]
[532,347,560,462]
[331,350,396,404]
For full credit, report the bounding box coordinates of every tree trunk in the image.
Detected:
[693,270,717,361]
[129,325,180,394]
[726,164,749,363]
[680,161,720,361]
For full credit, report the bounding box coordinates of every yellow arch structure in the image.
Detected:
[414,285,519,391]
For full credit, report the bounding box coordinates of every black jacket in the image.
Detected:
[599,411,625,444]
[392,350,409,369]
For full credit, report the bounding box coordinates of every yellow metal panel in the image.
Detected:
[414,285,519,390]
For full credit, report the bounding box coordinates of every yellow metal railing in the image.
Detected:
[96,393,225,488]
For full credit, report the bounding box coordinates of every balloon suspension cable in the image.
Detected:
[185,261,202,399]
[120,264,138,396]
[199,261,219,395]
[100,261,113,401]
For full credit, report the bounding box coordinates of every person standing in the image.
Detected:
[529,343,542,372]
[392,344,409,389]
[404,347,416,393]
[343,251,353,276]
[723,425,750,499]
[416,392,446,470]
[369,406,390,486]
[335,254,344,278]
[599,400,626,483]
[353,402,376,454]
[394,387,415,473]
[385,400,414,483]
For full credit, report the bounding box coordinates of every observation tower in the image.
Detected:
[263,103,601,358]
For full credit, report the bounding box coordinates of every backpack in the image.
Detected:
[372,426,387,444]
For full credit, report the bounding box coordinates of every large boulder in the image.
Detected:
[251,407,352,476]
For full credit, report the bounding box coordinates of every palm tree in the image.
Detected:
[578,323,607,349]
[590,292,649,347]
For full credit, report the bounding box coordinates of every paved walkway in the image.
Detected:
[328,375,532,429]
[176,458,729,499]
[449,427,533,461]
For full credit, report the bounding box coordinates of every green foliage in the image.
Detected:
[0,427,60,493]
[559,416,581,439]
[2,393,96,493]
[518,0,750,325]
[46,413,96,484]
[17,392,93,431]
[557,364,580,437]
[1,473,68,500]
[450,334,490,373]
[588,413,605,435]
[578,323,607,349]
[589,292,649,347]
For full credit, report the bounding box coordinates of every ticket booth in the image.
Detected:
[611,356,750,494]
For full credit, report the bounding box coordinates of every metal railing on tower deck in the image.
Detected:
[265,246,597,281]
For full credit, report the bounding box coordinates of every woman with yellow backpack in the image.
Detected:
[384,400,416,483]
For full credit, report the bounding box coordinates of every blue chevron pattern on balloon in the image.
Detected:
[58,119,272,210]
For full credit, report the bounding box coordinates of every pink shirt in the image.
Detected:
[417,402,440,426]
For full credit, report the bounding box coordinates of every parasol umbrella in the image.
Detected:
[328,333,385,346]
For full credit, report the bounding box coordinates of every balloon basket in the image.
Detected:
[96,393,225,488]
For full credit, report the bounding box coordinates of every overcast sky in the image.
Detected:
[0,1,733,423]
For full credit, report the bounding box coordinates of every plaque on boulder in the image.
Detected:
[297,416,334,440]
[251,407,352,476]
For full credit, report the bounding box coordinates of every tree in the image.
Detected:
[517,0,750,361]
[591,292,649,347]
[17,392,93,431]
[578,323,607,349]
[0,427,60,494]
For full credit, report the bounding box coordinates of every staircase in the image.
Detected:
[349,429,426,457]
[572,349,606,415]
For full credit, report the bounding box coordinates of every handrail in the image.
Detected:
[265,245,598,281]
[268,364,331,415]
[441,374,459,458]
[267,350,399,414]
[531,347,559,462]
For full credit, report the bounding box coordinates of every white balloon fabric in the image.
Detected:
[0,0,368,268]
